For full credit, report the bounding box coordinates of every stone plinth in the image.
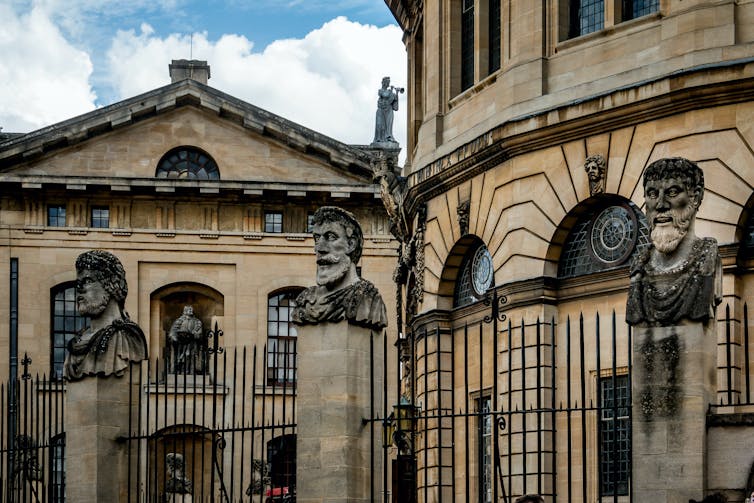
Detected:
[632,323,717,503]
[295,322,384,503]
[65,368,139,503]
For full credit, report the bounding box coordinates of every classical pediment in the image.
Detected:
[0,80,377,189]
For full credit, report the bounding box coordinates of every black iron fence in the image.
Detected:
[121,331,298,502]
[0,359,66,503]
[405,294,634,503]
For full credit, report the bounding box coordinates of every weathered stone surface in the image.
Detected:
[632,323,716,502]
[295,322,384,503]
[65,367,140,503]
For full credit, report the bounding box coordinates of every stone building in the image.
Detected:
[0,60,398,499]
[383,0,754,501]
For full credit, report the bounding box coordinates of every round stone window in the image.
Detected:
[471,245,493,296]
[589,205,637,265]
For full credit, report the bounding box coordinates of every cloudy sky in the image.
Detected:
[0,0,407,151]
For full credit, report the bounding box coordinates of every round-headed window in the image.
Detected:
[455,243,494,307]
[156,147,220,180]
[558,201,649,279]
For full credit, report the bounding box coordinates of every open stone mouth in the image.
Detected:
[654,215,672,224]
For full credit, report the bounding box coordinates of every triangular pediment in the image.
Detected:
[0,80,378,187]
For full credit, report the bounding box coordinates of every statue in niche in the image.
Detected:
[64,250,147,381]
[372,76,403,145]
[584,154,606,196]
[626,157,722,327]
[164,452,192,496]
[292,206,387,331]
[168,306,205,374]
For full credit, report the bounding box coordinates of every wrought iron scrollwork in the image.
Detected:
[212,434,230,502]
[206,322,224,355]
[482,290,508,324]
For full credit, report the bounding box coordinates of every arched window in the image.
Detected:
[267,434,296,495]
[454,243,494,307]
[155,147,220,180]
[558,201,649,279]
[267,289,303,386]
[51,283,88,380]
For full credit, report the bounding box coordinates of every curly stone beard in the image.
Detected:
[316,255,352,289]
[77,292,111,317]
[650,203,697,254]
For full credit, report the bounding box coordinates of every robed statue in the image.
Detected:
[168,306,206,374]
[373,76,402,145]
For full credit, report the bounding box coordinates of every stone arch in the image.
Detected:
[437,234,491,311]
[736,191,754,260]
[149,282,224,359]
[544,194,649,279]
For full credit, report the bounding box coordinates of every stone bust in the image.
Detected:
[64,250,148,380]
[168,305,205,374]
[165,452,192,495]
[584,154,606,195]
[626,157,722,327]
[292,206,387,331]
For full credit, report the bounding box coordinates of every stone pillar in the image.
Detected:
[631,322,717,503]
[296,322,383,503]
[65,368,139,502]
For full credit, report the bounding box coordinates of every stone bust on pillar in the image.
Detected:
[626,157,722,327]
[64,250,148,381]
[292,206,387,330]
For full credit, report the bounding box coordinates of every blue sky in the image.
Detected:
[1,0,406,150]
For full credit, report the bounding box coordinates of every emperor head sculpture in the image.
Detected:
[626,157,722,326]
[584,154,606,196]
[64,250,148,380]
[292,206,387,330]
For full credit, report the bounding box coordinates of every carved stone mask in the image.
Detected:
[645,177,700,254]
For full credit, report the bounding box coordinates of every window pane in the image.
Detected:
[599,375,631,496]
[461,0,475,91]
[489,0,501,73]
[266,290,301,385]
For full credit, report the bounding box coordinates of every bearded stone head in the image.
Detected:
[75,250,127,318]
[310,207,363,291]
[643,157,704,254]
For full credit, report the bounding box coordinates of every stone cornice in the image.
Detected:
[404,58,754,216]
[0,174,380,199]
[0,79,376,180]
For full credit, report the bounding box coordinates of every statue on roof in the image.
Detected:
[372,76,403,146]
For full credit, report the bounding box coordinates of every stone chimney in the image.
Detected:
[169,59,211,84]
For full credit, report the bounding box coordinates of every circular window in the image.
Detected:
[589,205,637,265]
[471,245,493,296]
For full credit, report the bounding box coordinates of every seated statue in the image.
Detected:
[168,306,205,374]
[626,157,722,327]
[64,250,147,381]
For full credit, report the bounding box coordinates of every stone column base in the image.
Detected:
[65,367,139,502]
[632,323,716,503]
[295,322,384,503]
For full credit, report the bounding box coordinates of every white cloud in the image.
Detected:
[106,17,407,151]
[0,5,97,132]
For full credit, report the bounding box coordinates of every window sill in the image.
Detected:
[555,12,662,54]
[254,384,296,396]
[448,71,499,110]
